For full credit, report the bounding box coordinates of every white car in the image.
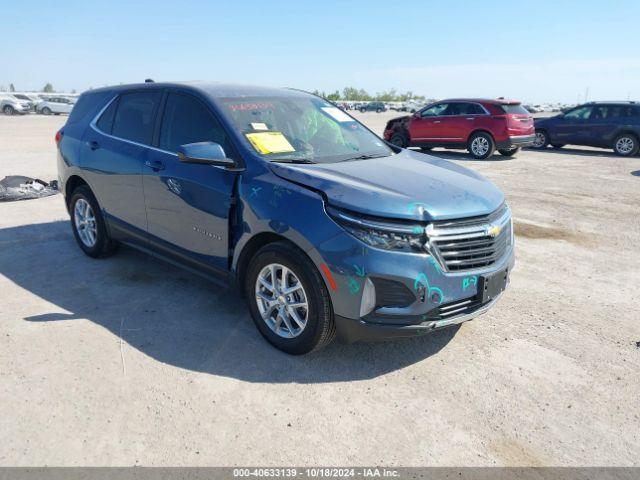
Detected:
[36,97,75,115]
[0,95,32,115]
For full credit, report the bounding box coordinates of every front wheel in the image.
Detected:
[41,107,52,115]
[69,185,117,258]
[3,105,14,115]
[613,133,639,157]
[467,132,495,159]
[532,130,549,149]
[390,131,408,148]
[498,147,520,157]
[245,242,335,355]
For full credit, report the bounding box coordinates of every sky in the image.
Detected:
[2,0,640,103]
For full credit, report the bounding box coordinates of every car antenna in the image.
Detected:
[145,78,154,83]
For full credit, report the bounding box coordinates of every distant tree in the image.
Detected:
[43,83,54,93]
[9,83,15,92]
[326,90,341,101]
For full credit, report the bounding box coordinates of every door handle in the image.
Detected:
[144,160,165,171]
[88,141,100,150]
[433,120,441,124]
[466,117,475,120]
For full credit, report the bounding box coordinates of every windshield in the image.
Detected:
[218,95,393,163]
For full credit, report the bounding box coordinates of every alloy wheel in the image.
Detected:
[533,132,547,148]
[471,136,490,156]
[255,263,308,339]
[74,198,97,247]
[615,136,635,155]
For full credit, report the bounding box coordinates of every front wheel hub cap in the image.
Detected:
[255,263,309,339]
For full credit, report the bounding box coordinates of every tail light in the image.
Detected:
[55,129,63,145]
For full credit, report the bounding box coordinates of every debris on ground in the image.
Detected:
[0,176,58,202]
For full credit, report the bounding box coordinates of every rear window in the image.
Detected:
[67,91,111,126]
[499,104,530,115]
[111,91,161,145]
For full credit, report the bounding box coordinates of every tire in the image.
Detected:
[498,147,520,157]
[69,185,117,258]
[420,147,433,151]
[359,108,366,113]
[42,107,52,115]
[245,242,335,355]
[3,105,15,115]
[613,133,639,157]
[390,131,408,148]
[551,143,565,149]
[532,130,549,149]
[376,108,382,113]
[467,132,495,159]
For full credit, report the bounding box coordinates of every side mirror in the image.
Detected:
[177,142,237,169]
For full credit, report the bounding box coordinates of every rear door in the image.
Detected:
[81,90,161,238]
[440,102,486,142]
[142,91,238,272]
[553,105,593,144]
[410,103,449,143]
[587,105,618,146]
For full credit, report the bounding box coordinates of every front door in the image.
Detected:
[553,105,593,144]
[142,92,237,272]
[411,103,449,143]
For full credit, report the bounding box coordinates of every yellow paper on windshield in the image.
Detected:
[245,131,295,154]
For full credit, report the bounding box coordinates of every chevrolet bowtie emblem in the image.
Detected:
[486,224,502,237]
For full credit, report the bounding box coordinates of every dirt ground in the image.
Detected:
[1,112,639,466]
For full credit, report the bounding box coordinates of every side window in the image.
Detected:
[445,103,483,116]
[467,103,486,115]
[112,91,161,145]
[159,93,230,155]
[592,106,610,120]
[564,106,592,120]
[96,98,119,134]
[421,103,448,117]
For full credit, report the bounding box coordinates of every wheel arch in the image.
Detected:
[613,129,639,142]
[467,128,496,144]
[64,175,89,210]
[233,233,300,294]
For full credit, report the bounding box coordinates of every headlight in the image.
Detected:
[327,206,426,252]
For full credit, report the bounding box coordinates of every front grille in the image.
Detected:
[370,277,416,308]
[427,204,512,272]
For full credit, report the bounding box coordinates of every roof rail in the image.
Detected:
[144,78,154,83]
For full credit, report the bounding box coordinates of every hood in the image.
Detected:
[385,115,410,129]
[269,150,504,221]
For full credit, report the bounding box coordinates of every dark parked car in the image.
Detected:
[359,101,387,113]
[532,102,640,156]
[384,98,535,159]
[57,82,514,354]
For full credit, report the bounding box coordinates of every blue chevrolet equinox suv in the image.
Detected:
[57,82,515,354]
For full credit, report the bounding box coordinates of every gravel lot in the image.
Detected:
[1,112,639,466]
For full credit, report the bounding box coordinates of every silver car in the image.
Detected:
[36,97,75,115]
[0,95,32,115]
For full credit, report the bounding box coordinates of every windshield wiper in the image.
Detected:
[271,158,315,164]
[340,153,390,162]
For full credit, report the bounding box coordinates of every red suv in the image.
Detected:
[383,98,535,159]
